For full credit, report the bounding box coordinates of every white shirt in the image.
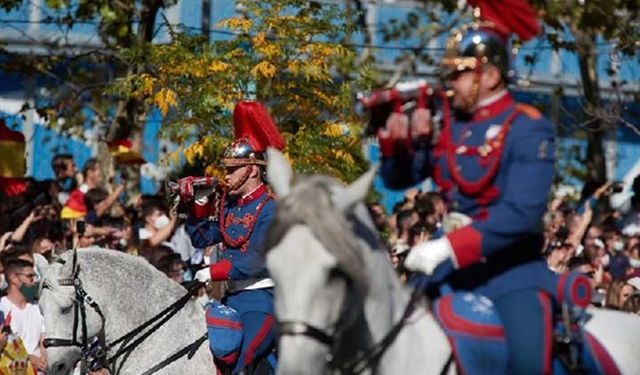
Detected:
[0,296,45,356]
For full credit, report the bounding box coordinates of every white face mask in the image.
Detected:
[0,275,6,290]
[630,258,640,268]
[613,241,625,252]
[154,214,170,230]
[600,254,610,268]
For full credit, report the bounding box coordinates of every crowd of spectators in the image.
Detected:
[1,151,640,371]
[370,176,640,315]
[0,154,212,373]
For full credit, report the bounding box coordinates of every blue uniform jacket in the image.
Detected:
[186,184,275,313]
[381,93,558,299]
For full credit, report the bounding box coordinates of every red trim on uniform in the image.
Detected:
[242,315,275,365]
[206,316,243,330]
[471,93,514,122]
[237,184,268,205]
[210,260,233,281]
[437,296,504,338]
[446,336,467,375]
[584,332,621,375]
[537,292,552,375]
[447,226,483,268]
[218,351,240,366]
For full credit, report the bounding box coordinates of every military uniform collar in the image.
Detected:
[472,90,513,122]
[237,184,267,205]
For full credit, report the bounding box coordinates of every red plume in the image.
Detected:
[467,0,541,41]
[232,101,285,152]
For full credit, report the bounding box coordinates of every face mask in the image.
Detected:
[600,254,610,268]
[630,258,640,268]
[20,284,39,301]
[0,275,7,290]
[182,269,193,283]
[612,241,625,252]
[119,238,128,248]
[154,215,170,230]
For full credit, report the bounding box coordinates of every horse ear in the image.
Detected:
[334,164,378,212]
[33,253,50,277]
[267,147,292,197]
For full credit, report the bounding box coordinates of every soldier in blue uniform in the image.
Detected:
[181,101,284,374]
[378,23,558,374]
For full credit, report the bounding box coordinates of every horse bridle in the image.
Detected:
[277,279,423,375]
[42,250,107,373]
[41,250,207,375]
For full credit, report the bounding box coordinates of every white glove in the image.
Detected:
[404,237,454,275]
[195,267,212,283]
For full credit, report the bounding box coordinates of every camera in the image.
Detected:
[609,182,624,194]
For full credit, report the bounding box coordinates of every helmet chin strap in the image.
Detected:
[229,166,252,193]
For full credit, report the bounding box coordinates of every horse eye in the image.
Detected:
[61,306,73,315]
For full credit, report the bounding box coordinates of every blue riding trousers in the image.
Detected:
[493,290,553,375]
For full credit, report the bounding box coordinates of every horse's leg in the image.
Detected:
[493,290,553,375]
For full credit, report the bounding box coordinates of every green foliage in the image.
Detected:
[111,0,376,183]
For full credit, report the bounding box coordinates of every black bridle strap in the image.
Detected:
[334,289,422,374]
[278,321,334,347]
[139,333,208,375]
[106,281,203,365]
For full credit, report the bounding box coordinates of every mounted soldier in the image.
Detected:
[179,101,283,374]
[376,2,582,373]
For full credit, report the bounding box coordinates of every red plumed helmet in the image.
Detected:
[222,101,285,168]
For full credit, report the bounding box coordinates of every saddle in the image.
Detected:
[432,291,620,374]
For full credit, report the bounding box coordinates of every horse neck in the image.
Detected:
[78,254,203,352]
[360,247,453,375]
[362,248,411,337]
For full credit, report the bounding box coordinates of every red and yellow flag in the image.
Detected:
[0,119,26,196]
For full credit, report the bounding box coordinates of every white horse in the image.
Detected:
[263,148,640,375]
[37,248,215,375]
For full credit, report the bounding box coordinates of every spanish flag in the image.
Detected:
[107,139,146,165]
[0,119,26,197]
[60,188,87,219]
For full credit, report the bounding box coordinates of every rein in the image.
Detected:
[278,286,424,375]
[43,250,206,374]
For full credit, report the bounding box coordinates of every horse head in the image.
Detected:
[265,148,378,374]
[39,250,106,375]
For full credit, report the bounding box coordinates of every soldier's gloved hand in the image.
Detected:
[195,267,212,283]
[178,176,196,201]
[404,237,454,275]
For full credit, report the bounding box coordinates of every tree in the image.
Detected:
[530,0,640,185]
[0,0,175,197]
[110,0,374,183]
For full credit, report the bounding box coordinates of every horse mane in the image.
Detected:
[265,175,368,293]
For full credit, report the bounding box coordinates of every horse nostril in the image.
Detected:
[56,362,67,373]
